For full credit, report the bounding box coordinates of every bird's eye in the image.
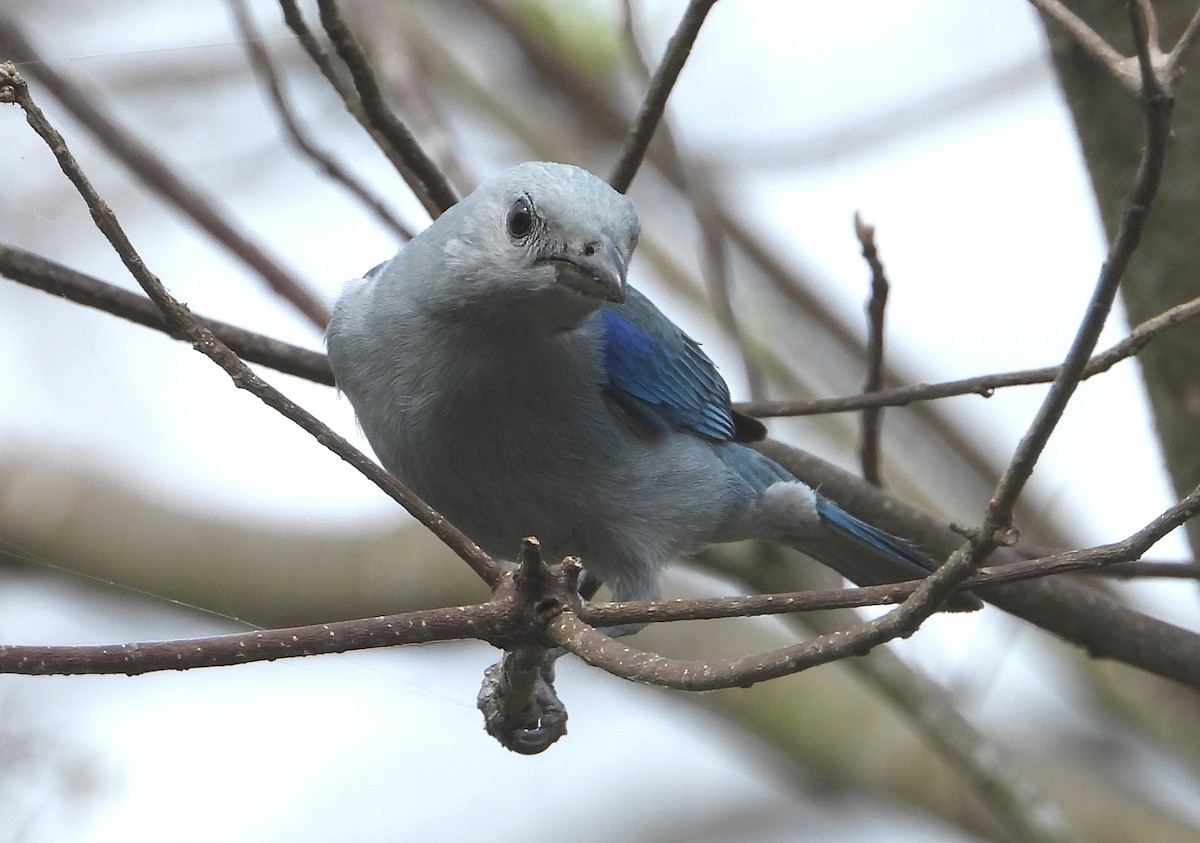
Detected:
[506,197,535,240]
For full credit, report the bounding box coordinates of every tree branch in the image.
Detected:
[313,0,457,216]
[0,478,1193,687]
[555,540,977,691]
[618,0,765,399]
[1085,561,1200,580]
[608,0,718,193]
[277,0,359,105]
[1165,5,1200,84]
[0,13,331,330]
[229,0,413,240]
[974,2,1174,561]
[0,244,334,385]
[1029,0,1139,91]
[855,212,889,485]
[0,602,509,676]
[582,480,1200,630]
[737,292,1200,416]
[0,61,501,589]
[757,439,1200,690]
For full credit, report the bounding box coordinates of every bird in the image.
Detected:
[327,161,975,612]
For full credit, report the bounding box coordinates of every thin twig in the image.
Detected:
[0,14,330,330]
[468,1,1005,492]
[979,2,1174,552]
[277,0,437,209]
[1084,561,1200,580]
[1129,0,1162,95]
[1028,0,1140,92]
[583,481,1200,628]
[1,62,501,589]
[314,0,457,216]
[0,244,333,384]
[855,212,888,485]
[0,602,510,676]
[0,479,1194,682]
[558,537,989,691]
[565,485,1200,693]
[739,292,1200,416]
[608,0,718,193]
[618,0,765,398]
[755,439,1200,690]
[278,0,359,103]
[277,0,453,217]
[1134,0,1161,57]
[230,0,413,240]
[357,2,475,197]
[7,242,1200,425]
[1165,5,1200,84]
[470,0,1006,490]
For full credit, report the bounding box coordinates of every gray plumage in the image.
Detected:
[328,161,962,607]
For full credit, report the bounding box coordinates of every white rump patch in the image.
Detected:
[758,481,822,541]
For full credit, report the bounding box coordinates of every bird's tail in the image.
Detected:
[800,496,981,612]
[716,444,980,612]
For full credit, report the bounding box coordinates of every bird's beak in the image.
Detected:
[547,234,627,304]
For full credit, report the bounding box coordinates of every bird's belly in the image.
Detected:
[393,400,610,553]
[384,392,732,571]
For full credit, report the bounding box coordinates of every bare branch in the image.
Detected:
[1128,0,1166,102]
[0,603,509,676]
[558,538,983,691]
[978,6,1175,552]
[357,3,475,197]
[1086,561,1200,580]
[1,62,502,589]
[8,239,1200,447]
[229,0,413,240]
[739,292,1200,417]
[619,0,765,398]
[278,0,358,103]
[314,0,457,216]
[584,481,1200,630]
[0,479,1193,684]
[0,13,330,330]
[1134,0,1162,56]
[1165,5,1200,84]
[758,439,1200,690]
[1031,0,1200,99]
[0,244,333,385]
[855,212,888,485]
[1028,0,1139,92]
[608,0,718,193]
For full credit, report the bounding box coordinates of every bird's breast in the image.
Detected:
[382,324,611,473]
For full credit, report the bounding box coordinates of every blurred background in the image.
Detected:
[1,1,1197,841]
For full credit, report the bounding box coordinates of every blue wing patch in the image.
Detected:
[599,289,737,441]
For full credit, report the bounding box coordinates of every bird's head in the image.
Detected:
[433,162,640,328]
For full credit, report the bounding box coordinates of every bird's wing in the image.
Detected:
[600,287,763,442]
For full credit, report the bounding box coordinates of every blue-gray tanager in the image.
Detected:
[328,161,965,609]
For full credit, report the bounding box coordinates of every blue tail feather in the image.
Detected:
[814,495,935,578]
